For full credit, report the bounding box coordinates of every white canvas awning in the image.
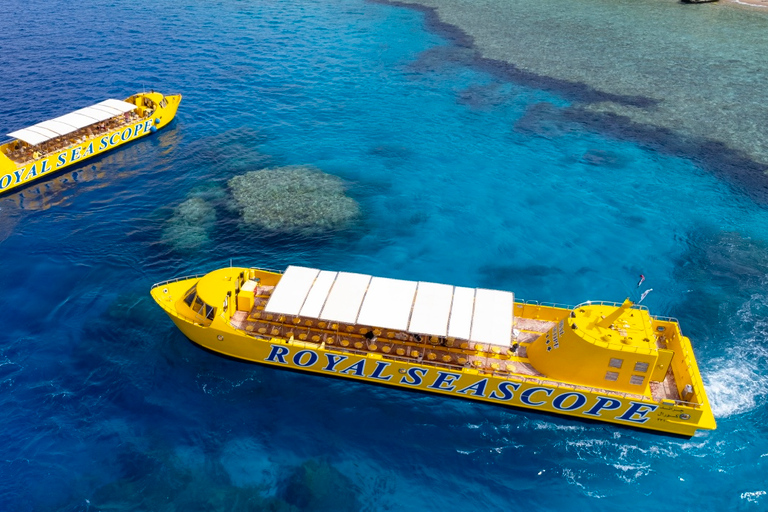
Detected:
[408,282,454,336]
[299,270,337,318]
[447,287,475,340]
[263,266,319,316]
[7,98,136,145]
[319,272,371,324]
[469,289,514,346]
[262,267,515,345]
[356,277,418,331]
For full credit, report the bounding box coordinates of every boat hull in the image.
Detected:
[162,302,707,437]
[0,93,181,195]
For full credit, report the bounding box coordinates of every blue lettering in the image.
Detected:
[489,381,521,401]
[616,402,658,424]
[70,147,82,162]
[292,350,318,368]
[144,120,153,133]
[12,168,25,184]
[98,136,109,151]
[56,152,67,168]
[400,367,428,386]
[0,174,12,189]
[583,396,623,417]
[38,159,51,175]
[338,359,366,376]
[109,133,120,145]
[552,392,588,411]
[121,128,132,141]
[265,345,289,364]
[323,353,348,372]
[520,387,554,406]
[456,378,488,397]
[133,123,145,137]
[83,142,94,157]
[24,162,39,179]
[427,371,462,391]
[369,361,393,381]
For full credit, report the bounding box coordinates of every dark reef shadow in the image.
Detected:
[371,0,768,205]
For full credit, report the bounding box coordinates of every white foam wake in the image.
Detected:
[703,294,768,418]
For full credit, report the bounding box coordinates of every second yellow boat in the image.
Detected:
[0,91,181,195]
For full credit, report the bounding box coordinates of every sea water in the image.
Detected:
[0,0,766,510]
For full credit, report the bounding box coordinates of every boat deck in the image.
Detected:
[227,287,681,403]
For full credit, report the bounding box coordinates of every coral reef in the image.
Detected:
[163,196,218,250]
[228,166,360,235]
[281,459,361,512]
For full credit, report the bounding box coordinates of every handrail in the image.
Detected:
[151,273,207,289]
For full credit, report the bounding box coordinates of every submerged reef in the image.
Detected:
[228,165,360,235]
[163,195,218,250]
[280,459,361,512]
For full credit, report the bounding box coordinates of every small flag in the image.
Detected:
[637,274,645,288]
[638,288,653,303]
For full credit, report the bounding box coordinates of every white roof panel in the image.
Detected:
[74,106,115,122]
[7,98,136,145]
[357,277,418,331]
[319,272,371,324]
[299,270,337,318]
[448,287,475,340]
[408,282,454,336]
[36,119,80,136]
[56,112,102,131]
[6,128,49,145]
[99,98,136,113]
[263,266,319,316]
[25,126,60,139]
[89,104,125,116]
[469,289,514,346]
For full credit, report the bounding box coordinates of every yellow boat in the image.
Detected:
[151,265,716,436]
[0,91,181,194]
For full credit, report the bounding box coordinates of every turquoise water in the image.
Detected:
[0,0,766,510]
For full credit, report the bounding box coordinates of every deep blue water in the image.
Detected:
[1,0,767,510]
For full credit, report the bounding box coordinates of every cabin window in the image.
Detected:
[183,285,216,321]
[605,371,619,381]
[634,362,649,373]
[630,375,645,386]
[609,358,623,369]
[183,285,197,307]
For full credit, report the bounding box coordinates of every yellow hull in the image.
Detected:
[0,92,181,195]
[152,269,716,436]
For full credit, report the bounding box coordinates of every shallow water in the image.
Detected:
[0,0,766,510]
[398,0,768,193]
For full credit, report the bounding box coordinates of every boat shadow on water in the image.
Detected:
[0,124,182,213]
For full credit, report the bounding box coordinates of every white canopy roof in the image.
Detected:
[357,277,418,331]
[7,98,136,145]
[263,266,515,346]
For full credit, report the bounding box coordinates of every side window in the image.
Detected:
[605,371,619,381]
[609,358,623,369]
[183,286,197,307]
[634,362,649,373]
[630,375,645,386]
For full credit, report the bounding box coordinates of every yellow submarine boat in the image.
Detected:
[0,91,181,194]
[151,265,716,436]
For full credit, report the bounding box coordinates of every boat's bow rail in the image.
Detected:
[152,273,208,290]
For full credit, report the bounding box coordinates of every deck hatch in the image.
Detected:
[319,272,372,324]
[264,266,319,316]
[357,277,418,331]
[408,281,454,336]
[469,289,514,346]
[448,287,475,340]
[299,270,338,318]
